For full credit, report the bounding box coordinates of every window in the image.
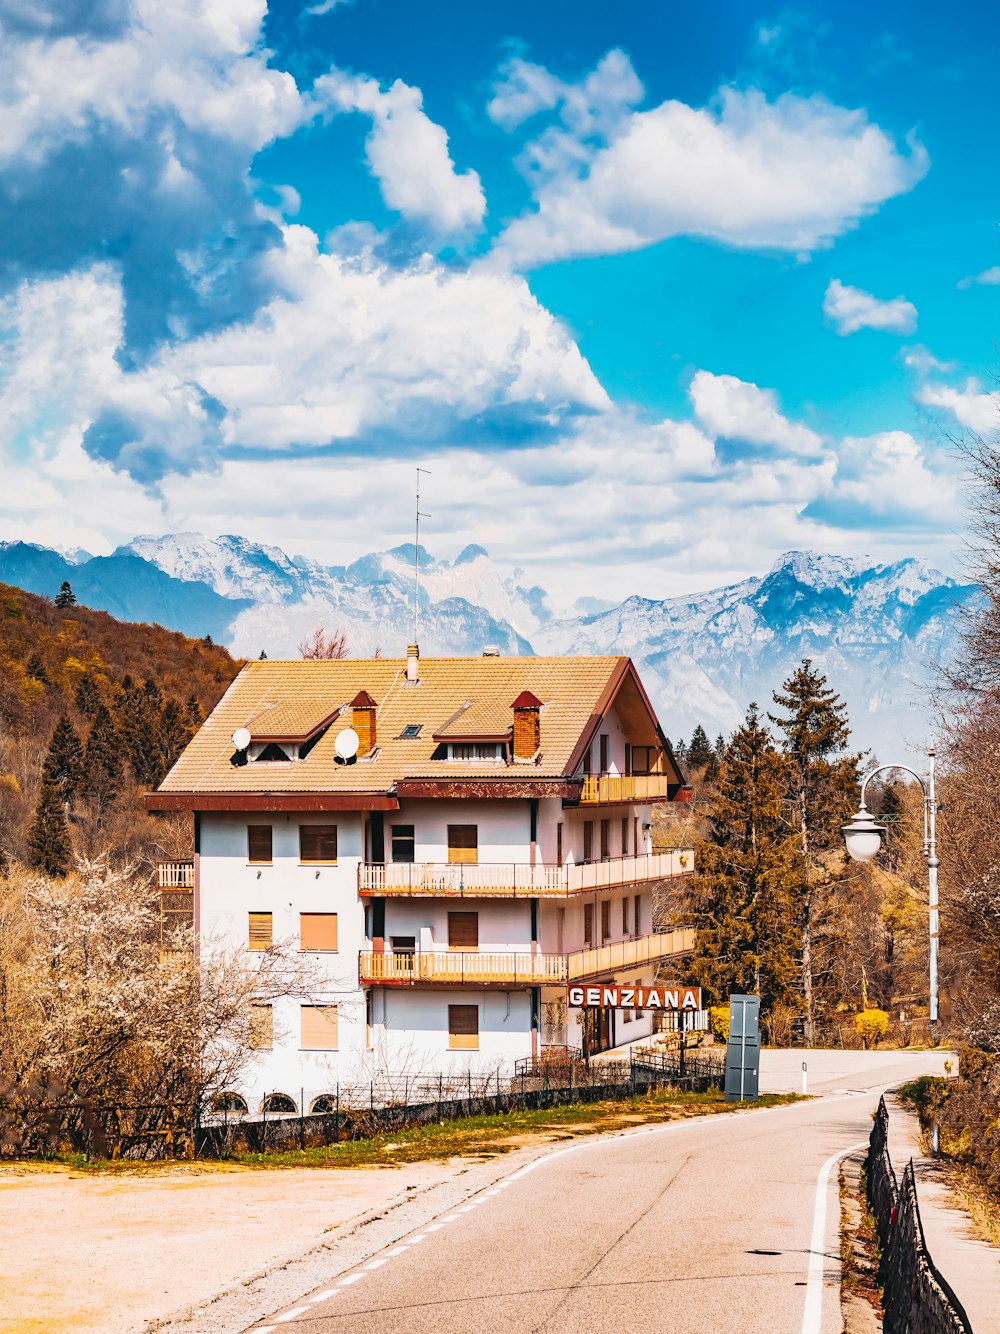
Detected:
[400,723,422,739]
[601,900,611,941]
[448,824,478,865]
[300,1004,339,1050]
[300,912,338,951]
[448,1004,479,1050]
[311,1094,338,1114]
[583,821,594,863]
[448,911,478,950]
[622,897,630,935]
[634,817,640,854]
[556,821,563,865]
[599,734,609,773]
[444,742,504,762]
[261,1092,295,1114]
[583,903,594,948]
[249,1004,273,1050]
[248,825,272,864]
[255,742,291,762]
[391,824,415,863]
[248,911,272,950]
[600,819,610,860]
[300,824,337,863]
[634,894,641,934]
[621,817,629,856]
[391,935,416,955]
[210,1091,248,1114]
[625,743,632,776]
[582,743,592,776]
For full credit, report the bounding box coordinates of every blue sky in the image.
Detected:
[0,0,997,604]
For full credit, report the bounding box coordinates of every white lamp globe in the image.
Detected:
[843,809,883,863]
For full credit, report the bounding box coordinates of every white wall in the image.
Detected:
[371,987,533,1073]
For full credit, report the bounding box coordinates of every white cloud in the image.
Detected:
[957,265,1000,290]
[918,379,1000,435]
[823,278,917,335]
[689,371,823,455]
[492,75,928,269]
[488,48,642,139]
[902,345,955,374]
[315,70,485,234]
[831,431,955,518]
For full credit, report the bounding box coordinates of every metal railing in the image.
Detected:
[358,850,693,897]
[359,929,695,987]
[580,774,672,804]
[867,1097,973,1334]
[158,860,194,889]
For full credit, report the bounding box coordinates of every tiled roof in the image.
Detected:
[158,655,637,795]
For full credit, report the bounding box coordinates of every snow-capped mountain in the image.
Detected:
[0,534,977,757]
[534,551,977,759]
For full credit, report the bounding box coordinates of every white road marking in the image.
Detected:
[440,1213,462,1221]
[308,1290,339,1301]
[253,1327,275,1333]
[339,1273,366,1286]
[404,1233,428,1244]
[457,1204,476,1212]
[424,1222,444,1231]
[800,1141,867,1334]
[275,1309,309,1323]
[364,1257,389,1269]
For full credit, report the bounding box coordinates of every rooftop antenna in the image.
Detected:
[414,467,431,645]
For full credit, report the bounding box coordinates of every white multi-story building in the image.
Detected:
[150,647,695,1115]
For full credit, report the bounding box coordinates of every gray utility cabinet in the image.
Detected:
[724,994,760,1102]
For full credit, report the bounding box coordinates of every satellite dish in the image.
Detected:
[335,727,360,760]
[231,727,251,751]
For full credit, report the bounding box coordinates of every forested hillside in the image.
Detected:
[0,582,240,870]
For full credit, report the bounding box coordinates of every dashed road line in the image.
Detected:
[275,1309,309,1323]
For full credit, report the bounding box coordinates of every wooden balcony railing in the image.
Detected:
[566,928,696,981]
[158,860,194,889]
[358,850,693,898]
[358,928,695,988]
[580,774,672,804]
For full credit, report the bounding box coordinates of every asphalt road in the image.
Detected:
[246,1050,949,1334]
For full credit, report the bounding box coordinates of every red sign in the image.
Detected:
[567,984,702,1011]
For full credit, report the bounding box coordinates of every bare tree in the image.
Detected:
[299,626,349,660]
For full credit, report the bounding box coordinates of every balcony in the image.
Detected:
[358,928,695,988]
[579,774,672,804]
[158,860,194,889]
[358,850,693,898]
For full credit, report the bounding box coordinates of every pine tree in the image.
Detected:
[714,734,726,758]
[158,698,193,780]
[185,694,203,729]
[769,658,860,1044]
[26,653,48,683]
[687,725,714,769]
[74,674,100,717]
[29,781,73,877]
[115,677,161,787]
[691,704,803,1017]
[42,716,84,804]
[82,705,123,816]
[259,650,267,660]
[54,581,77,608]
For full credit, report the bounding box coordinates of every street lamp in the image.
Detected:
[842,747,939,1025]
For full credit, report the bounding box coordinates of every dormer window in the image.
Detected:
[434,741,506,763]
[251,742,294,762]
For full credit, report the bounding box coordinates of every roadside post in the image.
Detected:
[801,1061,808,1095]
[724,994,760,1102]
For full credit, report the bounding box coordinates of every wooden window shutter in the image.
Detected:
[600,819,610,860]
[556,821,563,865]
[583,821,593,862]
[248,911,272,950]
[299,825,337,862]
[447,824,478,864]
[634,894,641,933]
[248,825,272,863]
[583,902,594,947]
[249,1003,272,1049]
[621,817,629,856]
[622,897,629,935]
[601,900,611,940]
[448,1004,479,1050]
[448,911,478,949]
[300,913,338,951]
[300,1004,338,1050]
[599,734,609,773]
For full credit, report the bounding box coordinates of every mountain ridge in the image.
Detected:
[0,534,978,758]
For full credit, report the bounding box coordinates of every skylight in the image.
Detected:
[399,724,422,739]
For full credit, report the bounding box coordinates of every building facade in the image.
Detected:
[149,648,695,1115]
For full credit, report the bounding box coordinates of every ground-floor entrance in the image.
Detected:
[582,1005,614,1058]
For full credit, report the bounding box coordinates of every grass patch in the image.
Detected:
[40,1089,804,1174]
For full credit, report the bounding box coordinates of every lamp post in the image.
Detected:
[842,747,939,1025]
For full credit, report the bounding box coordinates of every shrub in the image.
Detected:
[855,1008,889,1049]
[709,1005,730,1043]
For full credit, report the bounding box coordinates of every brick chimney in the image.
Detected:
[511,690,542,762]
[351,690,377,756]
